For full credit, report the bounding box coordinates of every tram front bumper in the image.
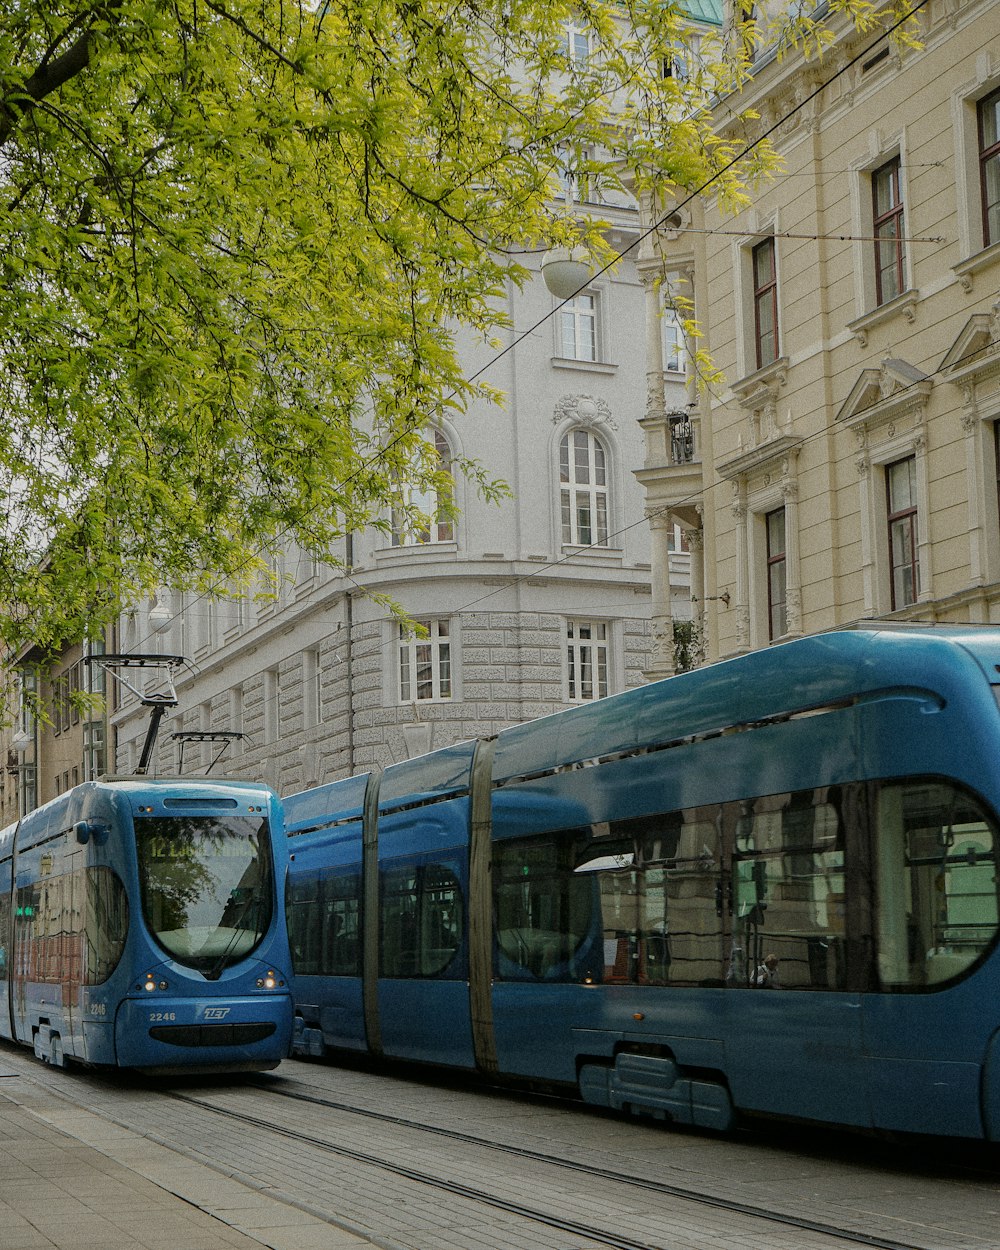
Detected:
[116,993,293,1069]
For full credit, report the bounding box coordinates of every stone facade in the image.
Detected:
[641,0,1000,657]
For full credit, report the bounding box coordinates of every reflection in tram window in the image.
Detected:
[286,871,362,977]
[380,864,463,978]
[495,837,596,981]
[729,788,847,990]
[875,780,1000,989]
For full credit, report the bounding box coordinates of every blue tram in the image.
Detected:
[284,627,1000,1137]
[0,777,293,1072]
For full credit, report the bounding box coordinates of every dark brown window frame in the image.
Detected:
[872,157,905,306]
[978,87,1000,249]
[752,237,778,369]
[886,457,919,610]
[765,507,787,641]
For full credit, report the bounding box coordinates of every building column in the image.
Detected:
[732,480,751,651]
[914,424,933,604]
[855,446,877,617]
[782,455,803,637]
[645,510,676,680]
[961,406,986,586]
[642,271,667,423]
[685,523,706,663]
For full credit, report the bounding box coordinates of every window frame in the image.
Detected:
[565,618,610,703]
[558,291,599,362]
[978,86,1000,249]
[886,457,920,610]
[663,309,687,374]
[752,236,779,369]
[392,428,455,547]
[872,156,906,307]
[765,507,787,641]
[398,618,453,704]
[559,428,610,548]
[559,15,591,66]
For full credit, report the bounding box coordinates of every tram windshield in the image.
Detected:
[135,815,273,975]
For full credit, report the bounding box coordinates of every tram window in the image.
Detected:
[287,873,322,975]
[875,781,1000,989]
[495,836,596,981]
[323,877,361,977]
[647,814,722,988]
[84,868,129,985]
[729,789,847,990]
[380,864,463,978]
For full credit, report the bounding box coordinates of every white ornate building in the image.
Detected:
[112,212,695,790]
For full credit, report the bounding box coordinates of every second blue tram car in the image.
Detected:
[284,627,1000,1137]
[0,776,293,1072]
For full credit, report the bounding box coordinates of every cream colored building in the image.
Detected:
[642,0,1000,661]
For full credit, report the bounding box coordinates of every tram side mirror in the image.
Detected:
[74,820,109,845]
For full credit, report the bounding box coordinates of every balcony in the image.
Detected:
[635,408,704,528]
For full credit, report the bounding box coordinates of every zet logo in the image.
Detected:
[203,1006,231,1020]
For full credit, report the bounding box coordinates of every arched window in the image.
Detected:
[392,429,455,546]
[560,429,609,547]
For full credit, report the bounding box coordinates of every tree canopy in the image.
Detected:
[0,0,912,663]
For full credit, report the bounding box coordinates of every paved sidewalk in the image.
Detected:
[0,1067,376,1250]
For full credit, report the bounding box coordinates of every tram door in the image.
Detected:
[375,802,476,1070]
[720,789,870,1129]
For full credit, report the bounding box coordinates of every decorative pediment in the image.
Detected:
[730,356,789,413]
[717,433,803,482]
[553,393,618,431]
[938,303,1000,390]
[835,357,932,433]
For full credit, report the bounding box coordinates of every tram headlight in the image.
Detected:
[256,970,279,990]
[143,974,156,992]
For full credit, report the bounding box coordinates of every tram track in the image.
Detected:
[168,1080,943,1250]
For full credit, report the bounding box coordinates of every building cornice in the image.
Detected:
[716,432,803,481]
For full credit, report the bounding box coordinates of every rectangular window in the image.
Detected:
[559,292,598,362]
[392,429,454,546]
[663,34,700,81]
[83,725,105,780]
[556,144,593,205]
[766,507,787,640]
[873,157,905,305]
[70,665,81,725]
[663,312,686,372]
[399,619,452,703]
[559,18,590,65]
[566,620,609,702]
[752,237,778,368]
[19,670,37,738]
[887,457,919,609]
[304,650,322,729]
[20,763,37,816]
[979,87,1000,248]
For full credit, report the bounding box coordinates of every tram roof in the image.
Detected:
[490,625,1000,784]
